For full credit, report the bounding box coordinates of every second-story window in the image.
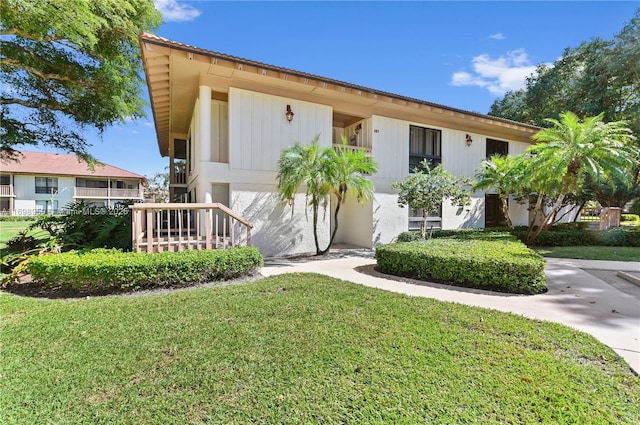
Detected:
[486,138,508,158]
[35,177,58,194]
[409,125,441,172]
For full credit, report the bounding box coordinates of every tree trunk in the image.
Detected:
[500,193,513,229]
[320,192,344,255]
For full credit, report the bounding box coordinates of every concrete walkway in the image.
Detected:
[261,255,640,374]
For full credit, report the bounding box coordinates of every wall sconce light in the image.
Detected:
[285,105,294,123]
[465,134,473,147]
[355,123,362,135]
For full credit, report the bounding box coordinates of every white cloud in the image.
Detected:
[154,0,201,22]
[489,33,505,40]
[451,49,543,96]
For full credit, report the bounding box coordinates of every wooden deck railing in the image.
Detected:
[130,203,253,253]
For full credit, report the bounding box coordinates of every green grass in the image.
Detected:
[535,246,640,262]
[0,220,46,253]
[1,273,638,424]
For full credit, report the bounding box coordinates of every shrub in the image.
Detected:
[621,214,639,222]
[376,238,546,295]
[26,247,263,292]
[513,227,640,247]
[397,228,514,243]
[0,215,39,222]
[31,201,133,251]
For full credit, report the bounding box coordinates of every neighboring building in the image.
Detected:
[139,33,540,257]
[0,152,145,215]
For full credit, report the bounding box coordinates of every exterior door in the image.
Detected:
[485,194,507,227]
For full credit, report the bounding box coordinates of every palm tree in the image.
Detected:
[525,111,638,243]
[276,136,333,255]
[324,137,379,254]
[473,155,522,229]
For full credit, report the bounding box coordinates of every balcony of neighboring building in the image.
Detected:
[0,174,14,197]
[74,178,143,200]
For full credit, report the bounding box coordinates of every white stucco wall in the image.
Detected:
[230,184,330,257]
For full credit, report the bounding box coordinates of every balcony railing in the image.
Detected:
[130,203,253,253]
[0,185,13,196]
[75,187,142,198]
[332,144,372,155]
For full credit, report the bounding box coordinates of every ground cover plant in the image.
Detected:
[381,230,546,294]
[1,273,637,424]
[22,247,263,292]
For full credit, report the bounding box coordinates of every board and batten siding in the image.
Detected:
[228,87,332,173]
[371,115,409,181]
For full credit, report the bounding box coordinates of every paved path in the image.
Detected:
[261,255,640,374]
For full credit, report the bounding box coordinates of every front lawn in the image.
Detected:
[1,273,638,424]
[535,246,640,262]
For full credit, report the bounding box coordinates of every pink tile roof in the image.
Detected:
[0,152,144,179]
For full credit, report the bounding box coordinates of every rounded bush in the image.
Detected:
[27,247,264,292]
[376,238,547,294]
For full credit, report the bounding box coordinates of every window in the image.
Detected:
[0,175,10,185]
[408,206,442,231]
[35,200,58,214]
[409,125,441,172]
[35,177,58,194]
[486,139,508,158]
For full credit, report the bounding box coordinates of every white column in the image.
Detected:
[198,85,212,163]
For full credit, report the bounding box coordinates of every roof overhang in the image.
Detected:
[139,33,540,157]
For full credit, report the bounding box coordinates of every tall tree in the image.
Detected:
[326,137,378,253]
[524,112,637,243]
[489,8,640,209]
[144,170,169,203]
[277,136,378,255]
[393,162,470,239]
[277,137,334,255]
[0,0,161,162]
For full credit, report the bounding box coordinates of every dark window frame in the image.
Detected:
[409,125,442,172]
[486,138,509,159]
[35,177,58,194]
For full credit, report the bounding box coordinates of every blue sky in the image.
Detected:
[49,1,640,177]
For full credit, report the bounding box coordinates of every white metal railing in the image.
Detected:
[130,203,253,253]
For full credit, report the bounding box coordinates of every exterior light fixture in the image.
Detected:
[465,134,473,147]
[285,105,294,123]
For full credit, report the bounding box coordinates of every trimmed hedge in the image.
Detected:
[397,228,514,243]
[512,228,640,247]
[0,215,38,222]
[27,247,263,292]
[376,237,546,294]
[621,214,639,222]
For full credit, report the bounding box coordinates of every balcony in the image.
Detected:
[0,185,14,196]
[75,187,142,199]
[332,144,372,156]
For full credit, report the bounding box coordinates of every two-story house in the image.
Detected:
[0,152,145,215]
[139,33,539,257]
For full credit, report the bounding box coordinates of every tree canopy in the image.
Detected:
[488,8,640,208]
[0,0,162,162]
[489,8,639,138]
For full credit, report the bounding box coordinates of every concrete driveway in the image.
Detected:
[261,255,640,374]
